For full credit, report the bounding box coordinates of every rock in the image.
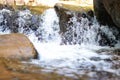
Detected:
[103,0,120,28]
[29,15,39,31]
[0,33,38,60]
[54,3,80,44]
[54,3,118,46]
[93,0,120,46]
[54,3,94,33]
[4,10,19,33]
[54,3,94,44]
[0,6,39,33]
[0,4,15,11]
[54,3,74,33]
[93,0,120,28]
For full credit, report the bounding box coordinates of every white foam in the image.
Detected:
[28,8,120,77]
[0,8,119,78]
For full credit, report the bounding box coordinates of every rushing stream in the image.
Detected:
[0,8,120,79]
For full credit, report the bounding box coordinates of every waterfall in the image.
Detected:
[60,12,118,46]
[35,9,61,43]
[0,8,120,79]
[63,15,100,45]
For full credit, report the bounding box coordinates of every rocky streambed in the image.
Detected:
[0,48,120,80]
[0,58,74,80]
[0,1,120,80]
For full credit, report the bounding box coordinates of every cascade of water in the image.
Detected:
[0,9,11,34]
[64,15,99,45]
[29,8,120,78]
[63,13,118,46]
[36,9,61,43]
[0,8,118,46]
[0,8,120,79]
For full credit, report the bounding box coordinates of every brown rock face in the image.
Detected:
[54,4,74,33]
[54,3,94,34]
[102,0,120,28]
[0,33,38,60]
[54,3,94,44]
[93,0,120,28]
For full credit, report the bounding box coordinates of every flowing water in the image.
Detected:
[0,8,120,79]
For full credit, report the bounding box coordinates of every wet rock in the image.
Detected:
[30,15,39,31]
[55,3,117,46]
[54,3,74,33]
[4,11,19,33]
[90,57,101,61]
[112,49,120,56]
[102,0,120,28]
[98,32,115,46]
[54,3,94,44]
[0,5,40,33]
[93,0,120,28]
[87,10,94,25]
[0,4,15,11]
[54,4,76,44]
[91,71,120,80]
[95,28,118,47]
[0,8,19,33]
[0,33,38,60]
[54,3,94,33]
[0,58,73,80]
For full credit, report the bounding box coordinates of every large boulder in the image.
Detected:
[54,3,118,46]
[54,3,94,33]
[0,33,38,60]
[54,3,94,44]
[55,4,93,32]
[93,0,120,28]
[54,3,74,33]
[54,4,81,44]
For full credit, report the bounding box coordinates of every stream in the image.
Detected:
[0,8,120,79]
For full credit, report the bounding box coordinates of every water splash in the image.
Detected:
[64,16,99,45]
[0,8,120,79]
[28,8,120,79]
[62,12,118,46]
[36,9,61,43]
